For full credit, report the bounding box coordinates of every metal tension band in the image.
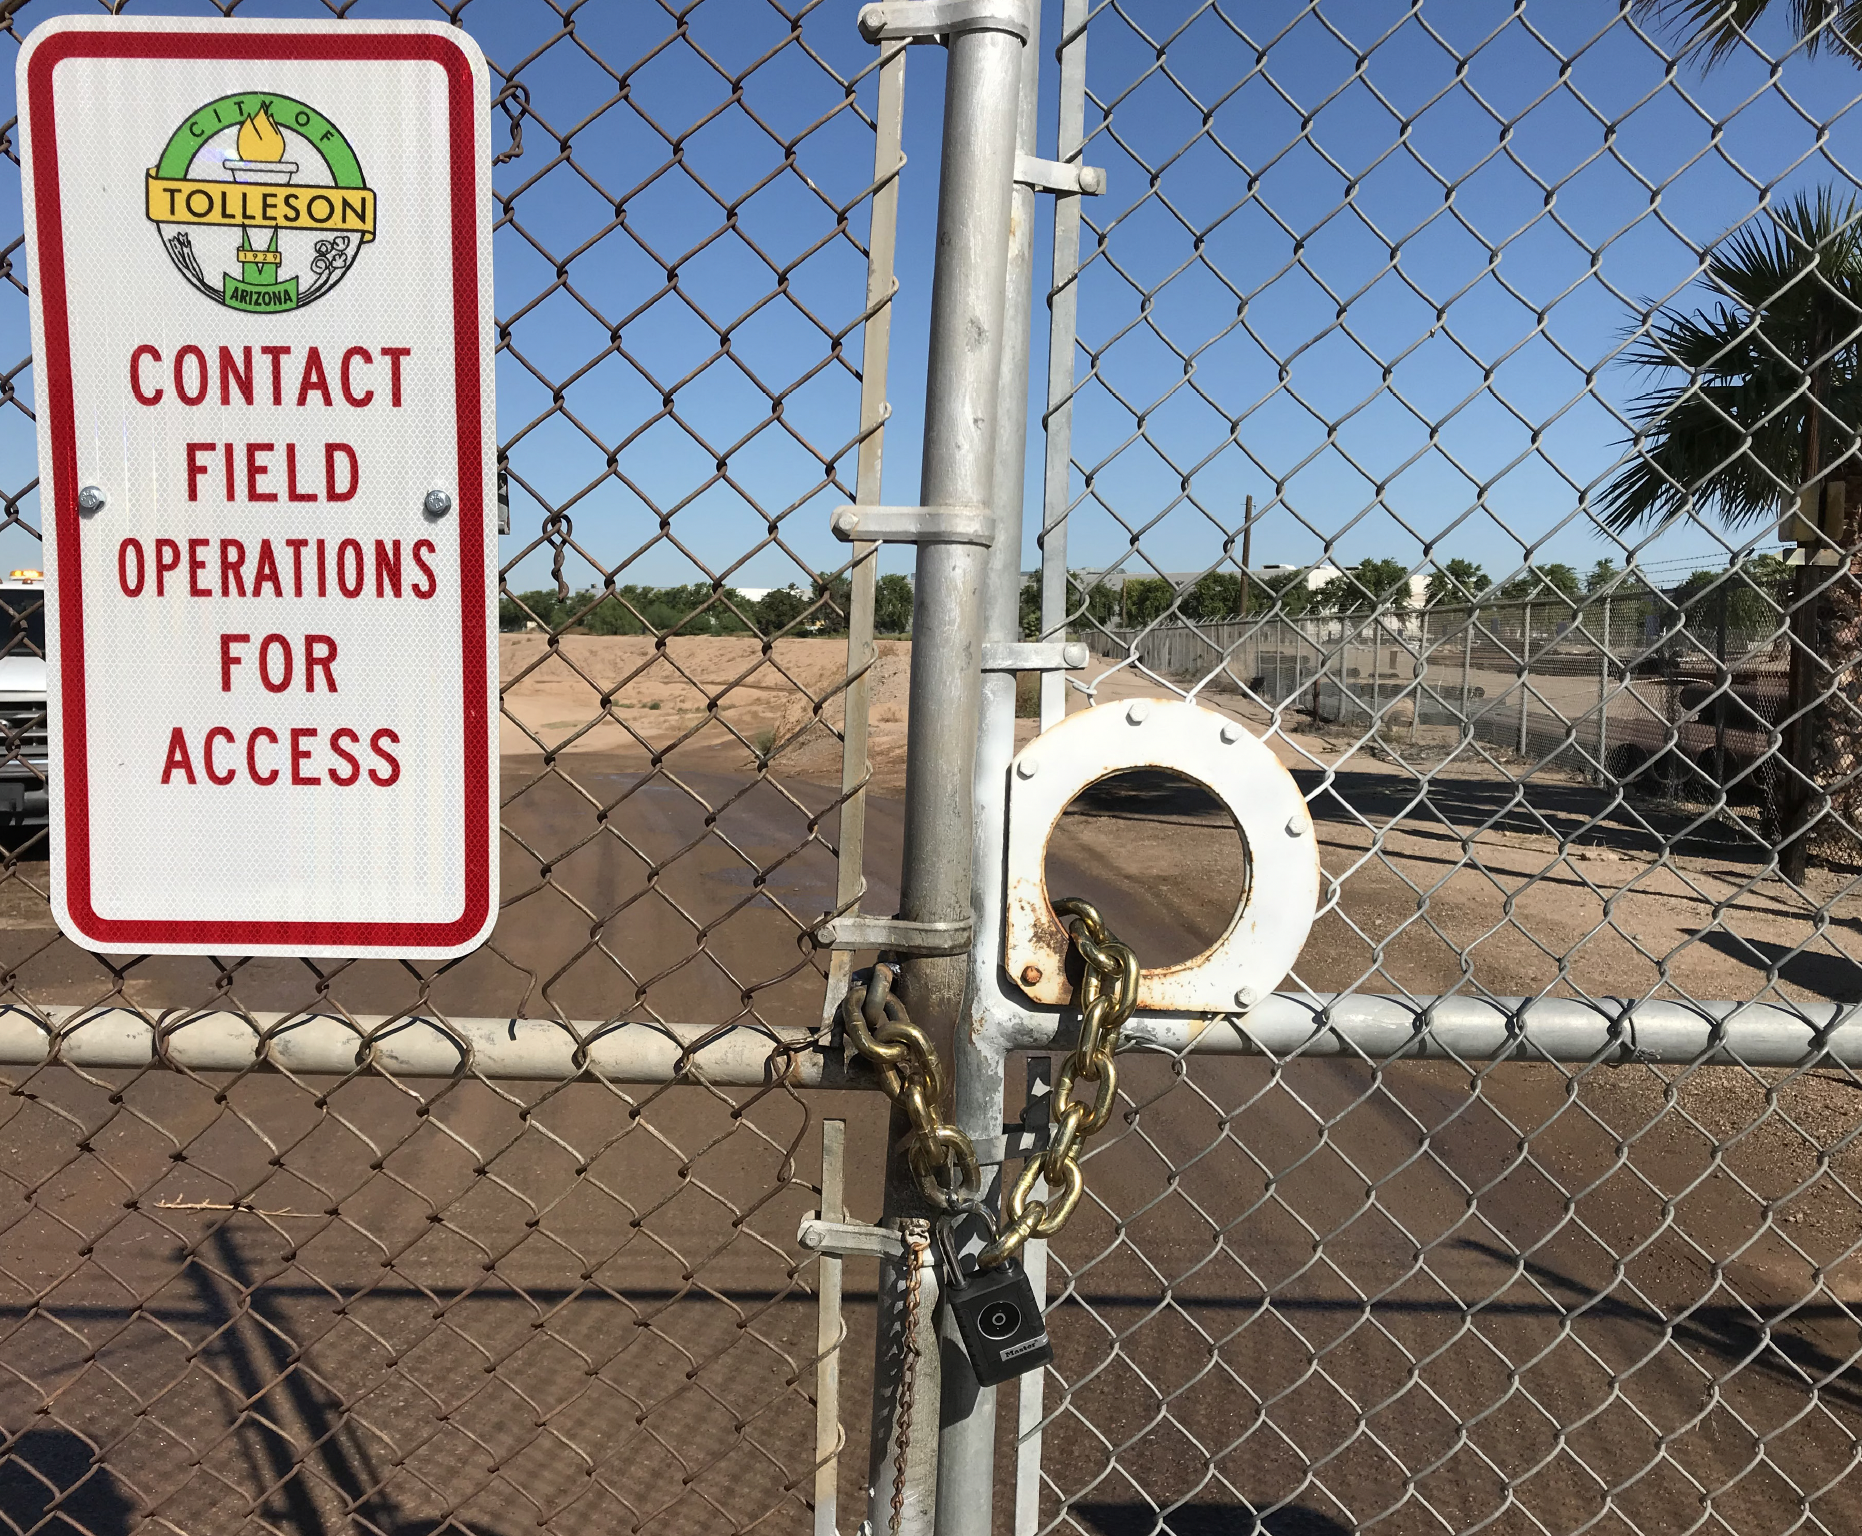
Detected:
[982,641,1088,673]
[798,1218,906,1261]
[813,913,975,956]
[1015,154,1105,197]
[831,504,995,547]
[858,0,1031,44]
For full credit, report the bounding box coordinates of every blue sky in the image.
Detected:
[0,0,1857,600]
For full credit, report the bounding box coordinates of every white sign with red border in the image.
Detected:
[19,16,497,956]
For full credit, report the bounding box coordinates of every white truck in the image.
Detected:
[0,572,48,824]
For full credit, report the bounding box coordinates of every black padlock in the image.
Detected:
[943,1250,1052,1386]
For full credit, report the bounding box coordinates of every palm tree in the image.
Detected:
[1631,0,1862,65]
[1601,189,1862,531]
[1601,190,1862,875]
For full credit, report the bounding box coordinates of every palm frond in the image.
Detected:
[1602,186,1862,531]
[1631,0,1862,66]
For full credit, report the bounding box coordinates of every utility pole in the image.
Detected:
[1240,493,1254,618]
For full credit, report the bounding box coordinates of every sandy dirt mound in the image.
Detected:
[499,633,913,779]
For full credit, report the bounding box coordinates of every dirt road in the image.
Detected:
[0,732,1855,1536]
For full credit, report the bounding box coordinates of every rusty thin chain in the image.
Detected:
[889,1221,928,1536]
[841,900,1139,1267]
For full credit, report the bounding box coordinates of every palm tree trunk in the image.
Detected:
[1780,339,1832,883]
[1818,546,1862,852]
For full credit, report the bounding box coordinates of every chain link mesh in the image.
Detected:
[0,2,1859,1533]
[0,4,901,1534]
[1027,2,1862,1533]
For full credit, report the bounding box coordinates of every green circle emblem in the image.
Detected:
[146,93,376,314]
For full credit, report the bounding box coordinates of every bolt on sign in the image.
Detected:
[18,17,497,957]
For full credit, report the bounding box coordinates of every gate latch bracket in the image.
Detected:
[831,504,995,547]
[814,913,974,956]
[1015,155,1105,196]
[799,1218,905,1261]
[858,0,1031,43]
[982,641,1087,673]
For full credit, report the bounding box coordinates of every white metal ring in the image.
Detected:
[1004,698,1318,1013]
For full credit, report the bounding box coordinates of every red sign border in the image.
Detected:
[27,26,493,952]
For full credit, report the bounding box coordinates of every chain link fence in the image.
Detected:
[0,4,904,1536]
[1024,2,1862,1533]
[0,3,1860,1536]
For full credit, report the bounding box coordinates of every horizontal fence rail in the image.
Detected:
[0,1010,854,1084]
[1121,994,1862,1068]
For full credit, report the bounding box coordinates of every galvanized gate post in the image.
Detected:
[892,8,1027,1037]
[853,3,1028,1534]
[937,0,1045,1529]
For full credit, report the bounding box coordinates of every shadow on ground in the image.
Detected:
[1076,1499,1351,1536]
[0,1429,132,1536]
[1695,932,1862,1000]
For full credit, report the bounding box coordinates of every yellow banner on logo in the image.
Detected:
[146,174,376,241]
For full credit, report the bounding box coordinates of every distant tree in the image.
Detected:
[500,588,567,631]
[1671,554,1791,632]
[1499,563,1582,608]
[1585,559,1620,595]
[811,571,853,634]
[1119,577,1179,627]
[756,585,808,634]
[1256,569,1315,617]
[1316,557,1411,613]
[1183,571,1244,622]
[1425,558,1488,607]
[877,573,915,636]
[1068,573,1122,632]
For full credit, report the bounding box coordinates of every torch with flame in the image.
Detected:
[223,109,297,185]
[222,109,296,280]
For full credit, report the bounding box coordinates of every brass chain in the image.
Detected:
[839,898,1140,1269]
[841,959,983,1212]
[978,899,1138,1268]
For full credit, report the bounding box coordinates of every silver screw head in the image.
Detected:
[832,507,860,537]
[77,485,106,515]
[1286,815,1306,837]
[424,489,453,517]
[1220,721,1242,744]
[1015,756,1039,780]
[1126,700,1150,725]
[1079,166,1105,195]
[1235,986,1259,1011]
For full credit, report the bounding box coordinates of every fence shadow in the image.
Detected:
[184,1226,514,1536]
[1458,1239,1862,1413]
[0,1428,133,1536]
[1694,932,1862,1002]
[1074,1499,1351,1536]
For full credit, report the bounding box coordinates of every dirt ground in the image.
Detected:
[493,631,1862,1010]
[0,636,1857,1536]
[497,633,914,786]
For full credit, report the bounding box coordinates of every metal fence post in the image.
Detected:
[896,14,1024,1036]
[1599,596,1612,783]
[1518,600,1532,757]
[1413,609,1426,743]
[1038,0,1092,732]
[1461,609,1473,731]
[942,0,1041,1529]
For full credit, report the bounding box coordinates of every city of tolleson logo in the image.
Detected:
[146,94,375,314]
